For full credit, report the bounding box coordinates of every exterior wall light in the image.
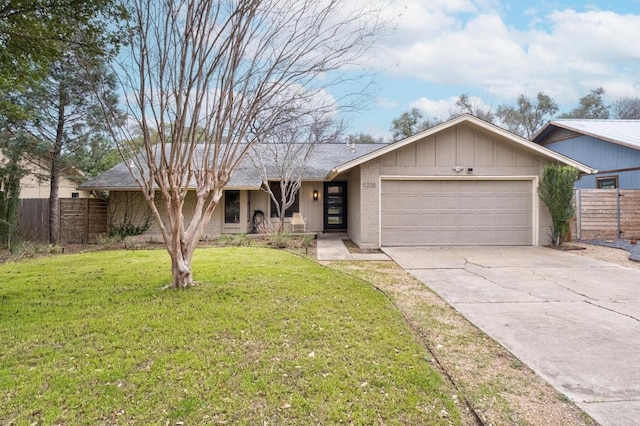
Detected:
[313,190,319,201]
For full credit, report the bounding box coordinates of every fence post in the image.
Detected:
[617,188,622,239]
[576,189,581,241]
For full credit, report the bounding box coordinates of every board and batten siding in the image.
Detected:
[349,123,554,248]
[541,135,640,189]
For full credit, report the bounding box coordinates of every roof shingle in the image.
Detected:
[79,142,387,190]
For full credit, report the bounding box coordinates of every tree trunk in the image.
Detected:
[49,181,60,245]
[49,152,62,245]
[50,90,66,245]
[166,205,198,288]
[170,250,194,288]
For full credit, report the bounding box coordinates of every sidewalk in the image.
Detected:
[316,235,390,261]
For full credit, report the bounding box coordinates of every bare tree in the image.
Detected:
[250,116,343,232]
[612,96,640,119]
[102,0,387,288]
[449,93,494,123]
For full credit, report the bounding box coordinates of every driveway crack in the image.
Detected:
[460,256,516,293]
[526,267,596,301]
[585,300,640,324]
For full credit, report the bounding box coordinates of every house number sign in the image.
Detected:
[362,182,376,189]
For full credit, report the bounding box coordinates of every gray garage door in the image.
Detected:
[381,180,533,246]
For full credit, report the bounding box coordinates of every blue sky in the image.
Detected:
[345,0,640,138]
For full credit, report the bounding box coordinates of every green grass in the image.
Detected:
[0,247,460,425]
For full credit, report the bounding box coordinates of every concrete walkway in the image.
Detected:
[383,246,640,426]
[316,235,390,261]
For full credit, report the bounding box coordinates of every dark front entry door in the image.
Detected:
[324,182,347,230]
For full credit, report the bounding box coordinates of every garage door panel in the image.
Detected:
[381,180,533,246]
[467,213,494,226]
[437,196,457,209]
[402,213,420,226]
[402,197,421,209]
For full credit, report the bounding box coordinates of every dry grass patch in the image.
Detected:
[326,261,596,426]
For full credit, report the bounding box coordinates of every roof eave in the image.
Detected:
[326,114,596,178]
[540,121,640,152]
[325,115,471,179]
[79,184,263,191]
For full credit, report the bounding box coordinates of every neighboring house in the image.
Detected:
[79,114,594,248]
[0,150,90,199]
[533,119,640,189]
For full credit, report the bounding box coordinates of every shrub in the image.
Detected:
[538,164,579,246]
[108,209,152,241]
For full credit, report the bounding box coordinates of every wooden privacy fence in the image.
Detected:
[17,198,108,244]
[16,199,50,243]
[574,189,640,240]
[59,198,108,243]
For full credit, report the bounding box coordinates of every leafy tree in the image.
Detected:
[559,87,610,119]
[538,164,579,246]
[612,97,640,119]
[18,46,123,244]
[347,133,384,144]
[66,134,120,178]
[102,0,387,288]
[450,93,495,123]
[0,0,127,121]
[390,108,440,141]
[495,92,559,139]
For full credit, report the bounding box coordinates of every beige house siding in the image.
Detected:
[109,191,223,242]
[264,182,323,232]
[298,181,324,232]
[347,168,361,246]
[110,183,324,242]
[358,159,381,249]
[350,122,555,247]
[20,174,90,199]
[0,150,89,199]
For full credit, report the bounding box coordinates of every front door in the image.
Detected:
[324,182,347,230]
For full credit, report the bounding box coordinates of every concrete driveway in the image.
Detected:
[383,246,640,426]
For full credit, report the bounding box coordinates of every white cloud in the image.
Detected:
[372,3,640,104]
[409,97,454,119]
[410,94,494,120]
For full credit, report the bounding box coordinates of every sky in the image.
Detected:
[345,0,640,139]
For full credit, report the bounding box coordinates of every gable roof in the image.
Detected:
[79,142,387,191]
[533,119,640,151]
[326,114,595,179]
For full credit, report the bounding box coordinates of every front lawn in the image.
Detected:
[0,247,461,425]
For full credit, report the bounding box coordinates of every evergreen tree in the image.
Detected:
[18,45,123,244]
